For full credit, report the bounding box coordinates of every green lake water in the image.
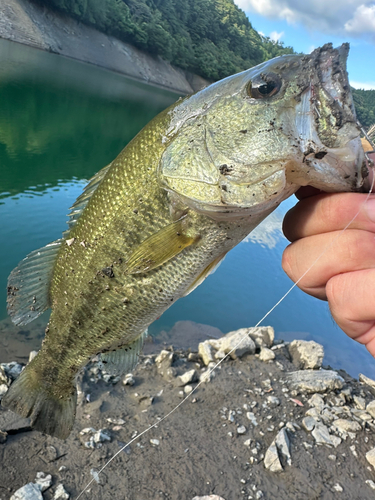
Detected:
[0,38,374,379]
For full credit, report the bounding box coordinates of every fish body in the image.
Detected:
[3,44,367,439]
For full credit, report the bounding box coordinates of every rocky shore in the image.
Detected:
[2,325,375,500]
[0,0,209,94]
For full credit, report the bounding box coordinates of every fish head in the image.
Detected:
[160,44,367,220]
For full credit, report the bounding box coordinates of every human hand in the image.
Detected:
[282,150,375,357]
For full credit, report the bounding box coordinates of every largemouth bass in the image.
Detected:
[2,43,367,439]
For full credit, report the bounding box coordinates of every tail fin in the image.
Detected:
[1,365,77,439]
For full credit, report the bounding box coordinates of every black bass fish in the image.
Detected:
[3,43,367,439]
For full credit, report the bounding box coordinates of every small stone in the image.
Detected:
[331,419,361,435]
[53,484,70,500]
[237,425,247,435]
[264,440,282,472]
[155,350,174,367]
[275,428,291,466]
[184,385,193,394]
[150,438,160,446]
[35,472,52,492]
[359,373,375,390]
[266,395,280,407]
[353,395,366,410]
[288,340,324,369]
[198,342,215,366]
[350,445,358,458]
[215,330,256,359]
[259,347,275,362]
[366,479,375,490]
[123,374,135,386]
[328,455,337,461]
[366,401,375,418]
[246,412,258,426]
[302,416,317,432]
[366,448,375,469]
[177,369,197,386]
[106,417,125,425]
[307,393,325,411]
[93,429,111,443]
[10,483,43,500]
[0,429,7,443]
[244,439,252,446]
[333,483,343,492]
[286,370,344,393]
[192,496,226,500]
[312,422,341,447]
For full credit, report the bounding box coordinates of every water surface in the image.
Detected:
[1,39,374,379]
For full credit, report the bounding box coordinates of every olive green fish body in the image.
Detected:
[3,44,368,438]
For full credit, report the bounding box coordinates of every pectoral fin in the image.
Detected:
[125,217,199,274]
[182,252,226,297]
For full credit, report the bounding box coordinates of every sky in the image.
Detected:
[234,0,375,90]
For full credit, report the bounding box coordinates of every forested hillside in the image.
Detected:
[352,88,375,130]
[31,0,293,81]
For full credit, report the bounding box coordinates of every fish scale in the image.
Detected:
[3,44,368,439]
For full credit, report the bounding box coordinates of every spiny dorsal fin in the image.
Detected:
[125,216,199,274]
[98,330,148,375]
[7,239,62,326]
[64,163,112,234]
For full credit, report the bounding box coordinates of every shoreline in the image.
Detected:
[2,325,375,499]
[0,0,209,95]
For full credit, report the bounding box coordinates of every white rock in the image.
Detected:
[93,429,111,443]
[184,385,193,394]
[192,496,226,500]
[359,373,375,390]
[177,369,197,386]
[312,423,341,447]
[288,340,324,369]
[246,412,258,426]
[302,416,317,432]
[275,428,291,466]
[150,438,160,446]
[216,331,256,359]
[353,395,366,410]
[53,484,70,500]
[10,483,43,500]
[366,479,375,490]
[264,441,283,472]
[237,425,246,435]
[308,393,325,411]
[123,373,135,386]
[331,419,361,435]
[266,396,280,407]
[366,448,375,469]
[198,342,215,366]
[155,350,174,366]
[35,472,52,492]
[366,401,375,418]
[286,370,344,393]
[246,326,274,348]
[259,347,275,362]
[333,483,343,492]
[0,384,8,398]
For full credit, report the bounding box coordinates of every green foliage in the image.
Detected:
[352,88,375,131]
[31,0,294,80]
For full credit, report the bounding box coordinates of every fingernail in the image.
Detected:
[365,197,375,223]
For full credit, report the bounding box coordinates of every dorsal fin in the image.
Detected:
[64,163,112,234]
[7,239,63,326]
[98,330,148,375]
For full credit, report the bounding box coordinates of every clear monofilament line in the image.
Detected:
[76,166,375,500]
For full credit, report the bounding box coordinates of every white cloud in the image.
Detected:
[350,80,375,90]
[345,4,375,36]
[270,30,284,42]
[234,1,375,42]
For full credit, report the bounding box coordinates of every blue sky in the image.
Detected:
[234,0,375,90]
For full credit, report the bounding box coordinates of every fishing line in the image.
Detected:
[76,143,375,499]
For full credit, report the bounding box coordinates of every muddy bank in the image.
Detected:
[0,0,209,94]
[2,324,375,500]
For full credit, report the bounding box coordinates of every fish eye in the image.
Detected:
[247,73,281,99]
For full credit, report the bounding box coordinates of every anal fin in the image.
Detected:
[98,330,148,375]
[7,239,62,326]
